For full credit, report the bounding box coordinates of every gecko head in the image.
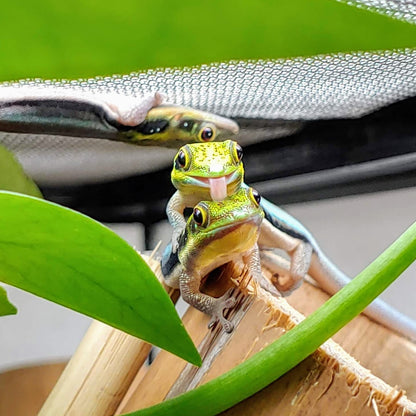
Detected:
[183,187,264,261]
[171,140,245,200]
[128,105,239,147]
[166,105,239,144]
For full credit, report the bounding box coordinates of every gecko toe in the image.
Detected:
[207,292,237,332]
[223,297,236,308]
[222,320,234,333]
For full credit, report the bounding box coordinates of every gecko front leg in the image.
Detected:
[166,191,188,253]
[258,220,313,293]
[243,244,280,297]
[179,270,236,332]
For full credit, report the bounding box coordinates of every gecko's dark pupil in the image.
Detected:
[201,127,213,141]
[179,119,194,132]
[236,144,243,161]
[193,208,203,225]
[252,189,261,205]
[177,151,186,167]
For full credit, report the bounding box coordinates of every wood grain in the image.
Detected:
[37,256,166,416]
[118,263,416,416]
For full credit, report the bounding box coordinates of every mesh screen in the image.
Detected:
[1,48,416,185]
[342,0,416,24]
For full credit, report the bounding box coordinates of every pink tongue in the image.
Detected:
[209,177,227,201]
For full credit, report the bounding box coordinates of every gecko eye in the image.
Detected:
[199,126,215,142]
[249,188,261,207]
[177,150,186,167]
[231,142,243,163]
[175,148,190,170]
[192,206,208,227]
[236,144,243,161]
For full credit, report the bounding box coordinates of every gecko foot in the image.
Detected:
[207,291,236,333]
[271,273,303,296]
[106,92,164,126]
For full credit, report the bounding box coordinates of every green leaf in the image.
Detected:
[0,145,42,198]
[0,0,416,81]
[128,220,416,415]
[0,191,200,366]
[0,285,17,316]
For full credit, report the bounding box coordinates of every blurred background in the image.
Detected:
[1,0,416,372]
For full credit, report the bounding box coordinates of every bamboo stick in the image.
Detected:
[37,320,152,416]
[117,263,416,416]
[37,256,168,416]
[36,255,416,416]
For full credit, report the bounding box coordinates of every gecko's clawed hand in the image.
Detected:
[208,290,236,333]
[271,273,302,296]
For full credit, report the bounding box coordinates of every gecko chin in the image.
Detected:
[195,221,261,271]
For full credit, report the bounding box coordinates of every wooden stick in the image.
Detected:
[37,320,152,416]
[38,255,416,416]
[117,262,416,416]
[38,256,170,416]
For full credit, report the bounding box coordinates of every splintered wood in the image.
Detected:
[117,260,416,416]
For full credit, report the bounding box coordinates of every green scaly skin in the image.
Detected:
[162,187,278,332]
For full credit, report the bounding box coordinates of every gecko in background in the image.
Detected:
[0,89,239,146]
[166,140,416,341]
[161,187,278,332]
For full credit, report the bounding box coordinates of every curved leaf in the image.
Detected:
[0,285,17,316]
[0,191,200,366]
[0,145,42,197]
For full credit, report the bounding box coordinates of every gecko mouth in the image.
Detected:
[209,176,227,201]
[208,216,262,235]
[190,172,238,201]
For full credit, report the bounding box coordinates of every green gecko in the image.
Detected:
[167,140,310,293]
[0,89,239,146]
[161,187,278,332]
[166,140,416,340]
[120,104,239,146]
[167,140,244,251]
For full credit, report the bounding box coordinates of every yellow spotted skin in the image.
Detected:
[171,140,244,199]
[178,187,264,272]
[123,106,239,147]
